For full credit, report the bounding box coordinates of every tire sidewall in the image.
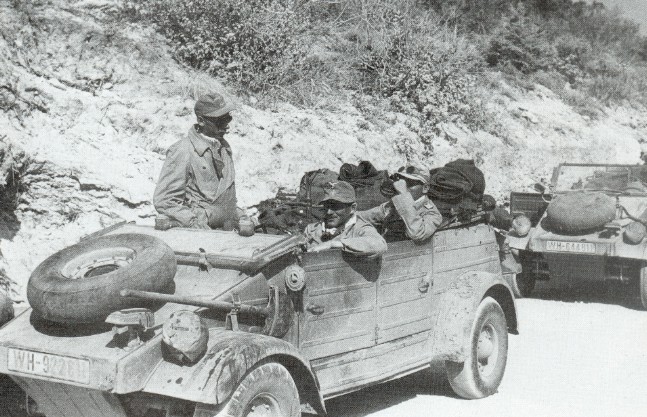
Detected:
[27,233,176,324]
[219,363,300,417]
[467,297,508,397]
[640,266,647,310]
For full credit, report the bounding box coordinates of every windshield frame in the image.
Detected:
[550,163,647,196]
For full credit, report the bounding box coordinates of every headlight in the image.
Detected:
[512,214,532,237]
[624,221,646,244]
[162,310,208,364]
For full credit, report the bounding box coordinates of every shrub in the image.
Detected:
[486,15,557,74]
[125,0,310,91]
[339,1,486,127]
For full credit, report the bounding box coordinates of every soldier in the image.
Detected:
[359,166,442,242]
[304,181,387,259]
[154,92,239,230]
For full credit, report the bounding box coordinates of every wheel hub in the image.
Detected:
[61,247,134,280]
[476,322,499,377]
[246,393,281,417]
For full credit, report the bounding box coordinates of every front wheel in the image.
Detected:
[446,296,508,399]
[639,266,647,310]
[216,363,300,417]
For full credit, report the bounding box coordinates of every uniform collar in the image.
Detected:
[189,126,231,156]
[322,214,357,235]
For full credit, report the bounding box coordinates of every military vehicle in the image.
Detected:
[0,216,517,417]
[507,163,647,308]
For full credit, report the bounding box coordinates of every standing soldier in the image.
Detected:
[154,93,239,230]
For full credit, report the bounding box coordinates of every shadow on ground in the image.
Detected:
[325,367,456,417]
[530,279,642,310]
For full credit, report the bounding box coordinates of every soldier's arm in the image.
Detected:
[391,193,442,242]
[339,224,387,259]
[357,202,391,228]
[153,143,199,227]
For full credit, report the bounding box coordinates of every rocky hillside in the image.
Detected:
[1,0,646,302]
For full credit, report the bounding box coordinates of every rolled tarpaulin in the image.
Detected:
[546,191,616,234]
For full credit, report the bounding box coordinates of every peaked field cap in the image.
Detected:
[321,181,356,204]
[396,166,430,184]
[194,92,237,118]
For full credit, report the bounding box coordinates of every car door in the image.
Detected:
[298,250,380,360]
[375,239,435,344]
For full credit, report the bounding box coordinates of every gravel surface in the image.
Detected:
[326,291,647,417]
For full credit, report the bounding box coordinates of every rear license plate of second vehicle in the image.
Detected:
[545,241,595,253]
[7,348,90,384]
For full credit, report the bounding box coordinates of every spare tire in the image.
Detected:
[0,293,13,326]
[27,233,176,324]
[546,191,616,234]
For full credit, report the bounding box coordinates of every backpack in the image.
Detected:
[429,159,486,217]
[339,161,389,210]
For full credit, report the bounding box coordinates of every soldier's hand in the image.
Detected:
[393,179,408,195]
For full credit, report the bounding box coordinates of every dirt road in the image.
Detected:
[327,293,647,417]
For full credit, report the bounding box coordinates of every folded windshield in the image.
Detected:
[553,164,647,195]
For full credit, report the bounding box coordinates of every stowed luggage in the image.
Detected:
[258,161,389,234]
[545,191,616,234]
[428,159,486,218]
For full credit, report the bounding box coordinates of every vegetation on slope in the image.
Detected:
[125,0,647,127]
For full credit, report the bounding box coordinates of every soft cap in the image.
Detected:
[194,92,236,118]
[321,181,356,204]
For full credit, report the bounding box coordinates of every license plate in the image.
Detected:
[545,241,595,253]
[7,348,90,384]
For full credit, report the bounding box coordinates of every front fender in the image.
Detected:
[430,271,517,362]
[143,329,325,414]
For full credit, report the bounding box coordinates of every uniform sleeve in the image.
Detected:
[357,202,392,230]
[391,193,443,242]
[340,224,388,259]
[303,223,322,247]
[153,143,197,227]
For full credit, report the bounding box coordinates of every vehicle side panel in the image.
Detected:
[298,252,379,359]
[307,224,513,398]
[430,272,510,361]
[377,243,434,343]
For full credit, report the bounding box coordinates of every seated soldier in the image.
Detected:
[304,181,387,259]
[359,166,442,242]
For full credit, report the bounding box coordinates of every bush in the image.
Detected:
[486,15,557,74]
[125,0,310,91]
[337,1,486,127]
[126,0,647,120]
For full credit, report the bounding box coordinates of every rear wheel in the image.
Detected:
[216,363,300,417]
[446,297,508,399]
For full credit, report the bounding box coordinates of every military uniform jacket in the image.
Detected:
[358,194,442,242]
[153,126,236,227]
[303,215,387,259]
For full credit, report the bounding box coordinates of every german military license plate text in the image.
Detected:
[7,348,90,384]
[545,241,595,253]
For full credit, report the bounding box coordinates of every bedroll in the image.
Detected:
[546,191,616,234]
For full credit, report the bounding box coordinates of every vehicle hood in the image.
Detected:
[521,196,647,259]
[0,225,292,393]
